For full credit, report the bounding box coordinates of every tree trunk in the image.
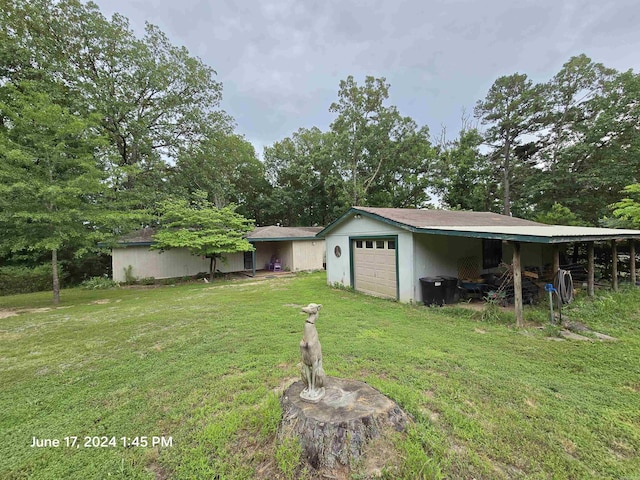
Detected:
[279,378,409,473]
[503,137,511,216]
[209,256,215,283]
[52,248,60,305]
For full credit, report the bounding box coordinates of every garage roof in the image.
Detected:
[317,207,640,244]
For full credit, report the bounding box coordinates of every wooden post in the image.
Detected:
[512,242,523,327]
[552,244,560,279]
[611,240,618,291]
[587,242,595,297]
[630,240,636,287]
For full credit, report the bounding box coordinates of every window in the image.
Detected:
[376,241,385,249]
[365,241,373,249]
[334,246,342,257]
[387,240,396,250]
[355,240,363,249]
[483,239,502,269]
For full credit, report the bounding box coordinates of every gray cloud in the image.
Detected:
[93,0,640,153]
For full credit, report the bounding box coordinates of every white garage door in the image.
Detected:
[353,239,397,299]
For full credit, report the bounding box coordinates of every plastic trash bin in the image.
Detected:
[419,277,444,306]
[439,276,459,304]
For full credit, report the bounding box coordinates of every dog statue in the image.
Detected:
[299,303,326,402]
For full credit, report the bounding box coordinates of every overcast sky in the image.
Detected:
[91,0,640,156]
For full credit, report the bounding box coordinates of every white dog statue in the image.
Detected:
[299,303,326,402]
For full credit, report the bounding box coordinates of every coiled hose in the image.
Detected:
[553,269,574,305]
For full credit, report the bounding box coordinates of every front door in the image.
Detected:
[244,251,253,270]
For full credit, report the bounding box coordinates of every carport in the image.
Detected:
[319,207,640,326]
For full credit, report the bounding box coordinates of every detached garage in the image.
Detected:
[318,207,640,322]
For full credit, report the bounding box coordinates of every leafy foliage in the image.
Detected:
[152,193,254,280]
[0,81,107,302]
[611,184,640,228]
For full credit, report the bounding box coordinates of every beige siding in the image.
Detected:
[112,247,245,282]
[291,240,325,271]
[254,241,293,270]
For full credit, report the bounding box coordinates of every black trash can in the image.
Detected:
[419,277,444,306]
[439,276,459,304]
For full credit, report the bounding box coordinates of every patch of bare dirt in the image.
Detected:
[0,307,52,319]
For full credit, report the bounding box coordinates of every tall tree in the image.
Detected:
[329,75,435,207]
[172,131,269,218]
[0,82,106,303]
[264,127,345,226]
[6,0,232,212]
[474,74,540,215]
[152,192,254,281]
[529,55,618,223]
[434,128,499,211]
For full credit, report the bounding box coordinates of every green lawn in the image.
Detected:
[1,272,639,479]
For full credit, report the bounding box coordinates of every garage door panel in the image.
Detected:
[353,239,397,299]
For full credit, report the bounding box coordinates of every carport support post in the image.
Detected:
[552,244,560,277]
[630,240,636,287]
[512,241,523,328]
[587,242,595,297]
[611,240,618,291]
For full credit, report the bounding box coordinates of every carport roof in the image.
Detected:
[317,207,640,244]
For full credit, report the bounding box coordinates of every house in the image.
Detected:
[317,207,640,323]
[108,225,325,282]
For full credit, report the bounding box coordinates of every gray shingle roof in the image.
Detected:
[354,207,545,228]
[247,226,323,240]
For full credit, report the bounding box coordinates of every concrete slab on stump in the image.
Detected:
[279,377,409,473]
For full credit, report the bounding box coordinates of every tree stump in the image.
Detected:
[279,377,409,472]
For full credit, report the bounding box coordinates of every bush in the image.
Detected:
[0,265,63,296]
[81,276,119,290]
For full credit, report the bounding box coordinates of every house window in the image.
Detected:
[365,241,373,249]
[376,241,385,249]
[387,240,396,250]
[334,246,342,258]
[355,240,363,249]
[483,239,502,269]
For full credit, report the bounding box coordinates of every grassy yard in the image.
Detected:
[1,272,639,479]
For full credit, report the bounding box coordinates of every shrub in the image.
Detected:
[123,265,136,284]
[0,265,62,296]
[81,276,119,290]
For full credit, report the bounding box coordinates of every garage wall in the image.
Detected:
[324,215,413,302]
[413,234,482,303]
[291,240,325,271]
[112,246,244,282]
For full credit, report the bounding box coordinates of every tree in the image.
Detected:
[329,75,435,207]
[611,184,640,228]
[171,131,269,219]
[263,127,346,226]
[535,202,586,226]
[475,73,541,215]
[7,0,232,212]
[528,55,618,223]
[152,193,254,281]
[0,82,106,303]
[434,128,499,211]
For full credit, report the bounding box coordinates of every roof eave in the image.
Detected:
[316,207,417,238]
